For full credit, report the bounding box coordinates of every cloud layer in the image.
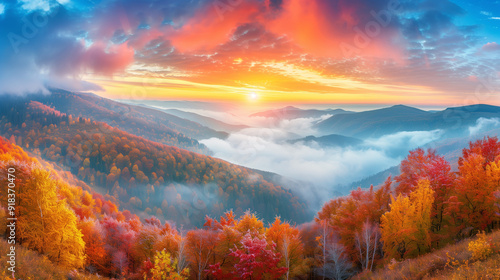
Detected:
[200,114,444,206]
[469,117,500,135]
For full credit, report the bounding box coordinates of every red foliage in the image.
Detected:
[207,233,287,280]
[0,136,34,163]
[395,148,453,195]
[459,136,500,168]
[28,101,66,117]
[204,210,236,230]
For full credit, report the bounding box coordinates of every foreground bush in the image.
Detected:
[0,239,103,280]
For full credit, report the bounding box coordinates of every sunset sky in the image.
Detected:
[1,0,499,107]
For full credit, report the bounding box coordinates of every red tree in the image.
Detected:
[459,136,500,168]
[207,233,287,280]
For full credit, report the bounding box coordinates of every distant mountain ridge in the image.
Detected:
[163,108,248,133]
[290,134,363,148]
[315,104,500,138]
[250,106,352,119]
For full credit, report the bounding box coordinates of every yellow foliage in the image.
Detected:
[150,250,189,280]
[18,168,85,269]
[234,211,265,236]
[381,179,434,260]
[468,231,492,260]
[0,238,100,280]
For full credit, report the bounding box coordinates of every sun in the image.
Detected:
[249,92,258,100]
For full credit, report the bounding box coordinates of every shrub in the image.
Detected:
[468,231,492,260]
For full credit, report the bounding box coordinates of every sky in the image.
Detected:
[0,0,500,107]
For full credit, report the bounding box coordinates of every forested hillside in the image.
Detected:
[3,129,500,279]
[28,90,227,154]
[0,99,309,227]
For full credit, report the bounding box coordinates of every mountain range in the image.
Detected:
[315,104,500,138]
[250,105,352,119]
[4,90,500,226]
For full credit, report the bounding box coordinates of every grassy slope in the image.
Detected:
[355,230,500,280]
[0,239,106,280]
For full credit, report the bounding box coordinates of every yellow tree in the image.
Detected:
[150,250,189,280]
[18,168,85,268]
[410,179,435,253]
[234,211,265,237]
[381,180,434,260]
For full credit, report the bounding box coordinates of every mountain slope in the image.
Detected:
[0,238,104,280]
[0,97,309,226]
[355,230,500,280]
[29,89,227,153]
[347,165,400,190]
[164,108,248,133]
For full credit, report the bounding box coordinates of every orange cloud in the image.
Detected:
[266,0,405,59]
[168,1,261,52]
[162,0,405,61]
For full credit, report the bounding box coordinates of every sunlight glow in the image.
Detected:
[249,92,259,101]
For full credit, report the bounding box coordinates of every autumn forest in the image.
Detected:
[2,0,500,278]
[1,90,500,279]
